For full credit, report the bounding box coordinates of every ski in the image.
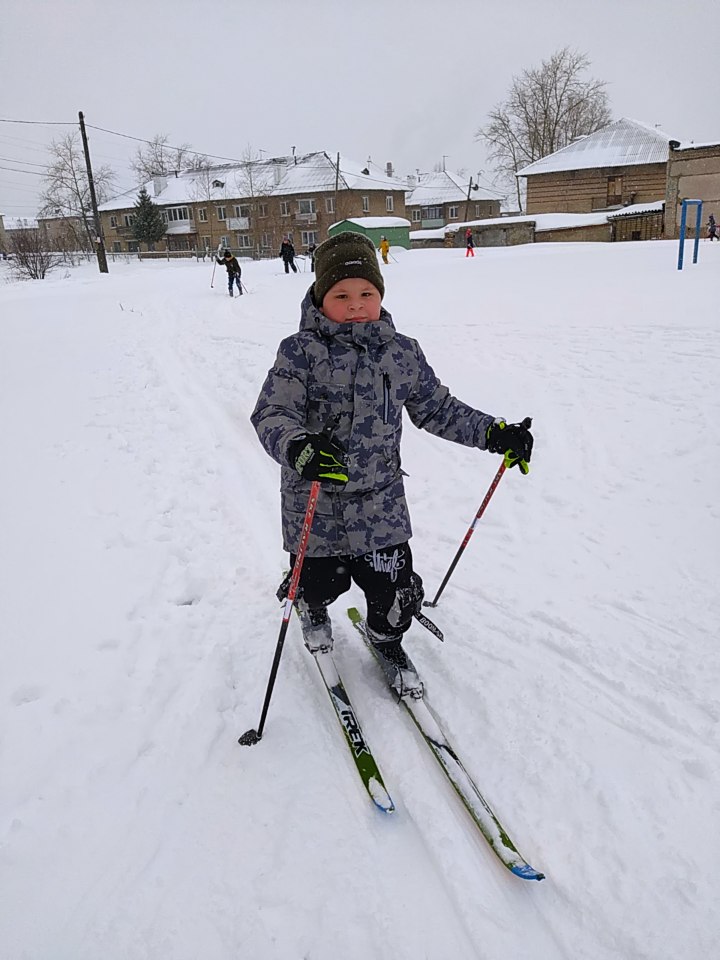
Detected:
[347,607,544,880]
[312,647,395,814]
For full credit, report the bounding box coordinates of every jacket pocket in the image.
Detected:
[382,373,391,425]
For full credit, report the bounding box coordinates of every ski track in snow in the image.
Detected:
[1,243,719,959]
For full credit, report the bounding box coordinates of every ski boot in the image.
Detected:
[366,625,424,700]
[296,599,333,655]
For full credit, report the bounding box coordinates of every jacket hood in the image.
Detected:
[298,287,396,346]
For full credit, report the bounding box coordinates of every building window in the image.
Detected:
[325,196,335,214]
[212,179,225,188]
[216,206,227,221]
[259,203,268,218]
[421,206,442,220]
[280,201,290,216]
[607,176,623,206]
[236,233,253,248]
[112,241,122,252]
[411,209,421,222]
[166,207,190,222]
[201,236,211,249]
[198,208,207,223]
[386,195,394,212]
[109,216,118,228]
[362,196,370,213]
[123,214,135,227]
[219,235,228,248]
[261,232,272,248]
[448,206,458,219]
[127,241,139,252]
[234,204,251,219]
[298,198,316,215]
[301,230,318,247]
[475,203,482,217]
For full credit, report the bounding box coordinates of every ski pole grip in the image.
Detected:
[520,416,532,429]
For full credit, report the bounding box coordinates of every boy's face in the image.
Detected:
[321,278,382,324]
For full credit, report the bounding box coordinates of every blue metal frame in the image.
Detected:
[677,199,703,270]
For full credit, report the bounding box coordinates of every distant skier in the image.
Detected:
[308,242,317,272]
[216,247,243,296]
[251,231,533,698]
[708,214,718,241]
[279,237,298,273]
[378,235,390,264]
[465,228,475,258]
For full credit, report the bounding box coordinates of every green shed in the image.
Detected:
[327,216,411,250]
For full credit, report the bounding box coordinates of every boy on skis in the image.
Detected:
[216,247,243,296]
[251,232,532,698]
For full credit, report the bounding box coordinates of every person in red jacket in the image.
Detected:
[465,228,475,258]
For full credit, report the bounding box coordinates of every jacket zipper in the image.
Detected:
[382,373,390,424]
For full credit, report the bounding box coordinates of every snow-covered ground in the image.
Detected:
[1,241,718,960]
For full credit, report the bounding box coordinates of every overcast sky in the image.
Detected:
[1,0,718,217]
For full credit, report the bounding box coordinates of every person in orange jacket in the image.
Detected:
[378,236,390,264]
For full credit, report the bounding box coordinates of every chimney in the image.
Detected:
[407,174,417,189]
[273,161,287,185]
[153,175,168,197]
[386,161,394,178]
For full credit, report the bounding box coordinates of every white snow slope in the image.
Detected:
[1,241,718,960]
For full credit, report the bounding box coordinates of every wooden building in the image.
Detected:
[328,217,411,249]
[517,118,671,215]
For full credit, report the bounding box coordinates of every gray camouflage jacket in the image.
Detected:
[251,289,496,557]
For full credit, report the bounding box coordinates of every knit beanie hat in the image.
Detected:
[312,232,385,306]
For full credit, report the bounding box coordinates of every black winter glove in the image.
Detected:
[486,417,533,475]
[288,433,349,485]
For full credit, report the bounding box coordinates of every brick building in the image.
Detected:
[98,153,408,256]
[404,170,502,229]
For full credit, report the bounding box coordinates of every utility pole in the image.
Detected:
[463,175,479,222]
[78,111,109,274]
[334,151,340,216]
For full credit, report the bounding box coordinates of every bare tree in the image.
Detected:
[477,48,611,210]
[39,133,115,248]
[10,227,63,280]
[130,133,206,180]
[232,146,278,256]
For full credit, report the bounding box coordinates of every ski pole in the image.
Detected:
[239,480,321,745]
[424,417,532,608]
[210,258,216,289]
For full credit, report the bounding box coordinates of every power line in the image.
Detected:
[0,164,46,177]
[0,155,51,169]
[85,123,243,165]
[0,179,44,192]
[0,118,74,126]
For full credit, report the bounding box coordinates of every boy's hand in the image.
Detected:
[288,434,349,485]
[486,418,533,474]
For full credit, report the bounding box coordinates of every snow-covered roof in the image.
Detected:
[3,216,39,230]
[607,201,664,219]
[672,140,720,151]
[405,170,503,206]
[409,203,666,240]
[517,118,674,178]
[99,153,409,213]
[333,216,411,229]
